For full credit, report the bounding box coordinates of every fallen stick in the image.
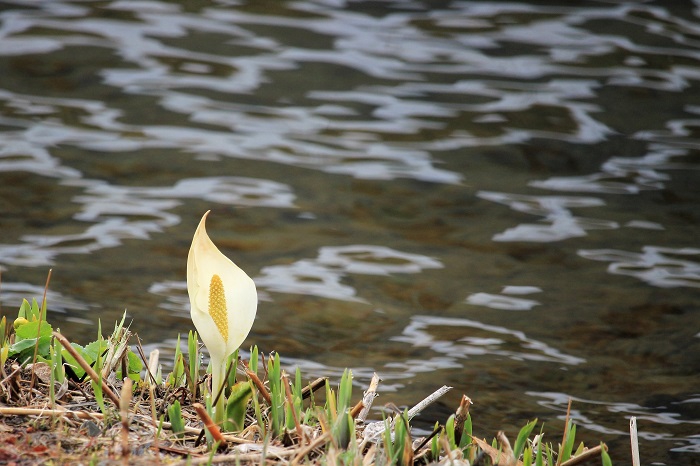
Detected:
[362,385,453,442]
[630,416,640,466]
[192,403,227,449]
[53,331,120,406]
[560,444,607,466]
[356,372,380,423]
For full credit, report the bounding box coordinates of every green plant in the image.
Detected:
[167,334,186,388]
[224,380,252,432]
[267,352,284,437]
[167,400,185,439]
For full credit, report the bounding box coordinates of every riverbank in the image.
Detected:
[0,301,616,465]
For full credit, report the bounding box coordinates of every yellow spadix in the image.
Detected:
[187,210,257,414]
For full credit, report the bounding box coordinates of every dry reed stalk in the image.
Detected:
[557,397,573,466]
[291,431,331,465]
[301,376,328,400]
[630,416,640,466]
[120,377,133,463]
[245,368,271,404]
[560,444,607,466]
[356,372,380,423]
[192,402,227,449]
[453,394,472,446]
[349,399,365,419]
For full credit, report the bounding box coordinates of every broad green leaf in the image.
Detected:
[225,381,252,432]
[514,418,538,460]
[15,319,52,340]
[117,349,143,383]
[9,320,53,362]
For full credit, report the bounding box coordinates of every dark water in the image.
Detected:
[1,0,700,463]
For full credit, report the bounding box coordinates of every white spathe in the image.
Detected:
[187,210,257,404]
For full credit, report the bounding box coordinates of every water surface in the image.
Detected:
[1,0,699,463]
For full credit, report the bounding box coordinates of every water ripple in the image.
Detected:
[477,191,617,242]
[578,246,700,288]
[393,315,584,366]
[256,245,442,302]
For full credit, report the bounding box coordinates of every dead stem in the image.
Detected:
[53,331,120,406]
[192,402,227,449]
[120,378,133,463]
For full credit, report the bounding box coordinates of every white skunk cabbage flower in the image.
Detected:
[187,210,257,412]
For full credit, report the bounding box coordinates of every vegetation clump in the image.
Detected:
[0,294,614,465]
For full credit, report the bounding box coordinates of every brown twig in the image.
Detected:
[52,331,120,406]
[453,394,472,447]
[349,400,364,419]
[291,431,331,465]
[301,376,328,400]
[560,444,607,466]
[245,369,271,404]
[192,403,227,450]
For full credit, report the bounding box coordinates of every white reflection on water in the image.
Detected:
[0,281,91,317]
[528,391,700,450]
[0,176,295,267]
[257,245,442,302]
[578,246,700,289]
[477,191,617,242]
[530,146,687,194]
[466,289,541,311]
[151,244,443,312]
[393,315,584,366]
[0,1,699,460]
[467,285,542,311]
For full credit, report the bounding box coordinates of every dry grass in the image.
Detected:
[0,302,614,466]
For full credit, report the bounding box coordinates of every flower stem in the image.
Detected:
[211,356,226,425]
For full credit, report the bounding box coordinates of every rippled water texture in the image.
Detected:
[1,0,699,463]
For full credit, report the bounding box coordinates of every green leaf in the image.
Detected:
[523,446,533,466]
[535,440,544,466]
[117,349,143,383]
[601,443,613,466]
[61,343,91,379]
[268,353,283,437]
[225,381,252,432]
[0,316,7,346]
[431,422,441,460]
[560,422,576,463]
[445,414,456,450]
[8,320,53,362]
[167,400,185,439]
[513,418,538,460]
[249,345,258,374]
[15,319,52,340]
[18,299,30,320]
[187,330,200,400]
[168,334,184,387]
